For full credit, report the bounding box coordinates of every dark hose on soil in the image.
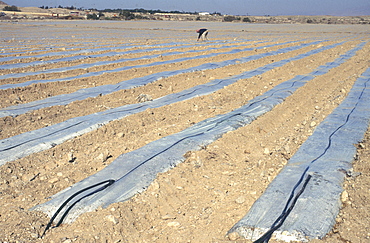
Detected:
[41,179,115,238]
[254,174,312,243]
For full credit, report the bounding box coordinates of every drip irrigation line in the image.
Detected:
[0,40,327,118]
[41,130,206,235]
[0,40,290,90]
[0,121,84,153]
[32,42,365,225]
[41,179,115,237]
[0,41,265,80]
[0,42,360,166]
[0,40,190,66]
[115,130,206,184]
[279,69,367,220]
[253,71,367,242]
[40,112,244,229]
[0,44,309,165]
[232,67,370,242]
[253,174,312,243]
[270,166,310,226]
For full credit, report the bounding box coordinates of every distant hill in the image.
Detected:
[0,1,8,5]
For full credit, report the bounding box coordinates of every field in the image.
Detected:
[0,21,369,242]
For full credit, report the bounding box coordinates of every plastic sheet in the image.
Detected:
[31,42,365,225]
[0,39,246,71]
[0,40,251,75]
[0,40,285,89]
[0,41,193,66]
[228,66,370,241]
[0,41,346,165]
[0,40,322,117]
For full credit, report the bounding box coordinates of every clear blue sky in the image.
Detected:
[6,0,370,16]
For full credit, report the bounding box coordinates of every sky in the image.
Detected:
[6,0,370,16]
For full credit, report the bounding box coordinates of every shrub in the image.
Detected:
[119,10,135,20]
[87,13,99,20]
[3,5,21,12]
[224,15,237,22]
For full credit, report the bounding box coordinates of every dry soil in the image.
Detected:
[0,21,369,243]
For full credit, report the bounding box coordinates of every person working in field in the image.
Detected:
[196,28,209,41]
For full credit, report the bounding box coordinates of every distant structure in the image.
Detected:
[0,3,369,24]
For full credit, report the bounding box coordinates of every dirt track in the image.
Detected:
[0,21,369,242]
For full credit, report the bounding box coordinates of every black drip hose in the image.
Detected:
[254,174,312,243]
[41,179,115,238]
[254,68,368,243]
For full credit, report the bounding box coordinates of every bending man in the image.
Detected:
[196,28,209,41]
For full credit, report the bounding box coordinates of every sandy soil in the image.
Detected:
[0,21,369,243]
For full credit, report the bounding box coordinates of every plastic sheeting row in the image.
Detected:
[0,40,222,67]
[0,41,349,166]
[0,40,322,117]
[0,40,289,90]
[228,66,370,241]
[31,42,366,225]
[0,40,254,78]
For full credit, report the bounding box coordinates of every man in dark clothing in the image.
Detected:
[196,28,209,41]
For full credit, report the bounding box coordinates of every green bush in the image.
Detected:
[3,5,21,12]
[224,15,237,22]
[87,13,99,20]
[119,10,135,20]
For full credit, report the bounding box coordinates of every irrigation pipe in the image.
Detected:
[0,40,323,117]
[0,41,353,166]
[229,66,370,242]
[31,42,366,225]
